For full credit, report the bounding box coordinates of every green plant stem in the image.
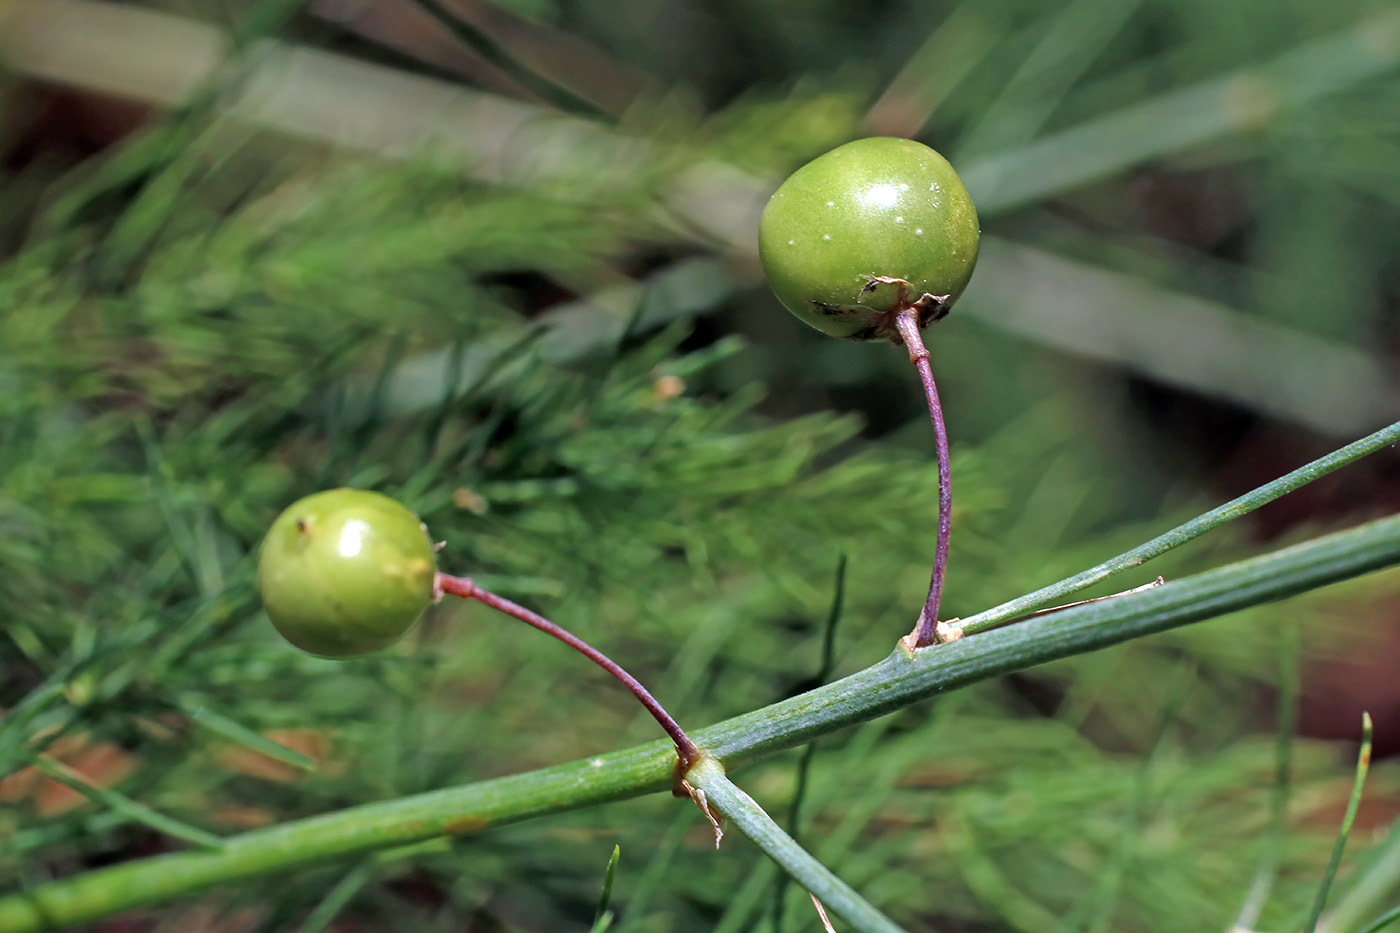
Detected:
[2,514,1398,932]
[1306,713,1374,933]
[958,419,1400,635]
[1357,906,1400,933]
[685,757,905,933]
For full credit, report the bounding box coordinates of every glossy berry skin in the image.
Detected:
[758,137,980,340]
[258,489,437,658]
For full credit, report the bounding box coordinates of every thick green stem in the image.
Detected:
[958,419,1400,635]
[3,514,1399,931]
[685,757,906,933]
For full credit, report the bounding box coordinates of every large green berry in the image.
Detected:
[258,489,437,658]
[758,137,980,340]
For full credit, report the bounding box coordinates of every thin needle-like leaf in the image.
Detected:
[589,845,622,933]
[1234,623,1301,930]
[1357,905,1400,933]
[961,420,1400,635]
[176,698,318,771]
[1306,713,1374,933]
[27,755,225,851]
[686,757,905,933]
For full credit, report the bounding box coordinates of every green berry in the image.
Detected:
[758,137,980,340]
[258,489,437,658]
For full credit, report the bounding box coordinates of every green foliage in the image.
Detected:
[3,0,1400,930]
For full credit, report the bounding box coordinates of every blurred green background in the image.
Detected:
[2,0,1400,930]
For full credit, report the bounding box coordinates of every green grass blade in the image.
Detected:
[27,755,225,851]
[176,697,318,771]
[1305,713,1374,933]
[1235,622,1301,930]
[589,845,621,933]
[297,857,377,933]
[0,676,72,773]
[961,6,1400,214]
[1319,825,1400,933]
[1357,905,1400,933]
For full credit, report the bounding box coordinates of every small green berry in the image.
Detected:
[258,489,437,658]
[758,137,980,340]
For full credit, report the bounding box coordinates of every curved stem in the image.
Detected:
[436,574,700,770]
[892,306,952,648]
